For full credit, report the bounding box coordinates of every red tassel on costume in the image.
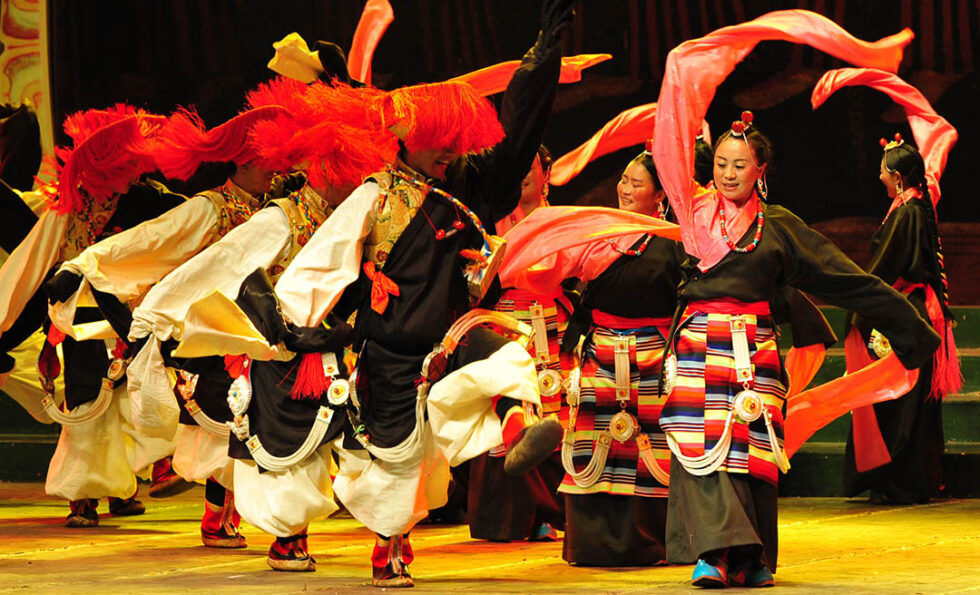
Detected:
[290,352,330,400]
[931,321,963,400]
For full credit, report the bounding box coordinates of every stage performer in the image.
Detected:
[46,104,296,546]
[270,0,578,586]
[1,106,187,526]
[134,77,392,571]
[466,145,568,544]
[651,10,942,587]
[809,68,961,504]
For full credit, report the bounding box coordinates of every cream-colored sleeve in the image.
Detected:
[275,181,378,327]
[0,210,68,335]
[129,206,292,342]
[59,196,218,301]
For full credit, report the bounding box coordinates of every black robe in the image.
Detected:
[844,197,945,503]
[342,33,563,448]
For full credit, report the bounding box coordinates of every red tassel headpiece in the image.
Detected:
[49,105,165,214]
[379,81,504,154]
[154,105,291,180]
[247,77,397,189]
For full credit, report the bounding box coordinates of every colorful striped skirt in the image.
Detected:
[559,315,671,497]
[660,308,787,485]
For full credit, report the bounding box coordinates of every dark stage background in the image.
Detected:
[47,1,980,229]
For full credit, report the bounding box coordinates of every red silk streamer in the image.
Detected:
[498,206,680,294]
[450,54,612,97]
[550,104,712,186]
[364,261,400,314]
[842,326,894,471]
[784,349,917,460]
[810,67,958,214]
[652,9,913,272]
[783,344,826,398]
[347,0,394,86]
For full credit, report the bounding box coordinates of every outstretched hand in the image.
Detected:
[540,0,579,46]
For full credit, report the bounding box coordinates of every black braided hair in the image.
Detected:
[884,142,953,319]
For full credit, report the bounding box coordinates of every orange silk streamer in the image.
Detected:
[451,54,612,97]
[784,347,917,460]
[347,0,394,85]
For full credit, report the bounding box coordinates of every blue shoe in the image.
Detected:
[730,565,774,588]
[529,522,559,542]
[692,559,728,588]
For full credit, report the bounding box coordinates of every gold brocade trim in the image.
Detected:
[362,169,427,269]
[200,179,263,242]
[267,186,331,281]
[60,195,120,261]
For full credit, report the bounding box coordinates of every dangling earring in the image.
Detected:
[896,177,904,200]
[756,175,768,201]
[657,200,666,219]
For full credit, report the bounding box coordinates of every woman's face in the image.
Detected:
[879,156,902,199]
[617,162,663,216]
[713,137,765,204]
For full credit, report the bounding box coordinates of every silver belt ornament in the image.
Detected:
[869,329,892,359]
[530,303,562,398]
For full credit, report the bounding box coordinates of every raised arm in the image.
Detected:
[452,0,573,222]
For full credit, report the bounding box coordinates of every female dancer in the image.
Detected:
[810,68,961,504]
[650,12,938,587]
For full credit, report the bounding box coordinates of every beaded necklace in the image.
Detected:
[607,233,653,256]
[718,200,764,254]
[386,166,493,252]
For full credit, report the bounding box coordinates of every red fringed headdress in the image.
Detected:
[49,105,165,214]
[247,77,397,189]
[379,81,504,154]
[154,105,291,180]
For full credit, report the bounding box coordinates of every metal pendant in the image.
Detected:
[327,378,350,406]
[227,375,252,418]
[106,358,127,382]
[662,353,678,395]
[537,369,562,397]
[870,329,893,359]
[176,370,199,401]
[733,389,764,423]
[563,366,581,407]
[609,410,641,443]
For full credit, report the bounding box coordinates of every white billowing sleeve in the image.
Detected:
[129,206,292,342]
[276,181,379,326]
[0,210,68,335]
[60,196,218,301]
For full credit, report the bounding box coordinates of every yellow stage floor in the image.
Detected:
[1,483,977,594]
